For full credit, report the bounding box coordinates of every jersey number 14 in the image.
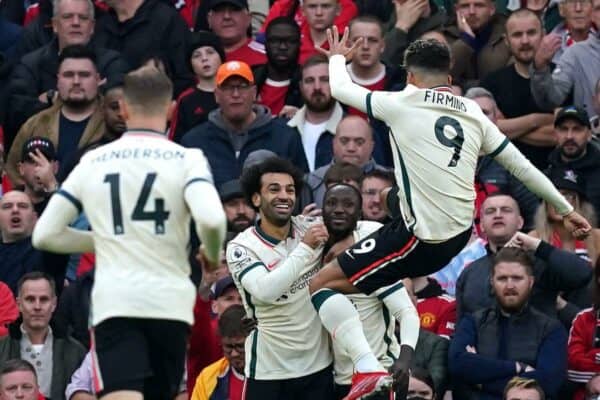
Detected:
[104,173,170,235]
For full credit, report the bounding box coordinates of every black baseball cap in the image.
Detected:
[211,276,237,299]
[208,0,248,10]
[188,31,226,63]
[219,179,244,203]
[554,106,591,128]
[547,167,586,197]
[21,136,57,162]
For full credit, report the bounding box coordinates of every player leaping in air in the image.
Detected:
[308,26,592,400]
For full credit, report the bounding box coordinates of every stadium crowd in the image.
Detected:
[0,0,600,399]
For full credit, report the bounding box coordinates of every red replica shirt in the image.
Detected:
[229,367,245,400]
[226,39,267,67]
[346,65,387,119]
[299,24,329,65]
[187,297,223,394]
[258,79,290,115]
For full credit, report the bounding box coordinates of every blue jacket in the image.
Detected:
[449,304,567,399]
[181,106,309,189]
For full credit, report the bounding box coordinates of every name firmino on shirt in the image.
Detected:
[423,90,467,112]
[91,148,186,163]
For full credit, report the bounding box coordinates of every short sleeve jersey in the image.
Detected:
[226,215,332,380]
[59,131,213,326]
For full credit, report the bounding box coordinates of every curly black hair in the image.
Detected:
[240,156,304,211]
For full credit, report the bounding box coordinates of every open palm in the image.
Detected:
[316,26,362,60]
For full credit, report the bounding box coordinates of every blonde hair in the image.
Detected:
[123,66,173,116]
[503,377,545,400]
[534,196,598,262]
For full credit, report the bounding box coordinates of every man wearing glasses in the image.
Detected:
[181,60,309,189]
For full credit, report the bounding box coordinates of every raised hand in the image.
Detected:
[563,210,592,240]
[534,33,561,69]
[316,25,362,61]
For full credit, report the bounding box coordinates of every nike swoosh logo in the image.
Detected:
[267,259,280,270]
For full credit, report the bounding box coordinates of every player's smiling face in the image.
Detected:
[323,184,361,238]
[253,173,296,227]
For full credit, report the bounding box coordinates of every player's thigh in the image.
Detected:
[143,319,190,400]
[336,218,417,294]
[244,378,285,400]
[92,318,149,398]
[289,365,334,400]
[309,259,359,295]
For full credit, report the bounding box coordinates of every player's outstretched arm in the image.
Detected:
[184,180,226,268]
[491,140,591,239]
[32,193,94,254]
[318,27,373,114]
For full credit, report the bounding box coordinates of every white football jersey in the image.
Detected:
[226,215,332,380]
[59,131,214,326]
[330,55,573,241]
[333,221,401,385]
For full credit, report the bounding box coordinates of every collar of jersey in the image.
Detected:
[124,129,167,138]
[429,85,453,93]
[253,220,294,246]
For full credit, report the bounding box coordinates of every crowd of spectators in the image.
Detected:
[1,0,600,398]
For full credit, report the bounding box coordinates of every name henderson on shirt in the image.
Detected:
[423,89,467,112]
[90,148,186,163]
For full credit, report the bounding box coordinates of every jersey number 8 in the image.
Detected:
[104,173,170,235]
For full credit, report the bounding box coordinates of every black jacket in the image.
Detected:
[181,106,309,189]
[6,40,129,151]
[456,241,591,326]
[53,270,94,348]
[93,0,193,95]
[547,143,600,216]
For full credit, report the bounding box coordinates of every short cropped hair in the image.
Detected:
[506,8,543,30]
[266,16,301,40]
[17,271,56,297]
[240,156,304,211]
[324,162,364,187]
[53,0,95,20]
[123,65,173,116]
[301,54,329,80]
[403,39,451,75]
[503,377,545,400]
[363,168,396,186]
[218,304,247,338]
[0,359,38,379]
[58,44,97,70]
[464,87,496,102]
[492,247,535,276]
[348,15,384,37]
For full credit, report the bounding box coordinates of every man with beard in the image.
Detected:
[450,0,511,86]
[321,183,401,399]
[547,106,600,215]
[253,17,303,117]
[6,45,105,186]
[456,193,591,325]
[449,247,567,399]
[226,157,334,400]
[17,137,59,215]
[288,55,343,172]
[481,9,557,170]
[219,179,256,234]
